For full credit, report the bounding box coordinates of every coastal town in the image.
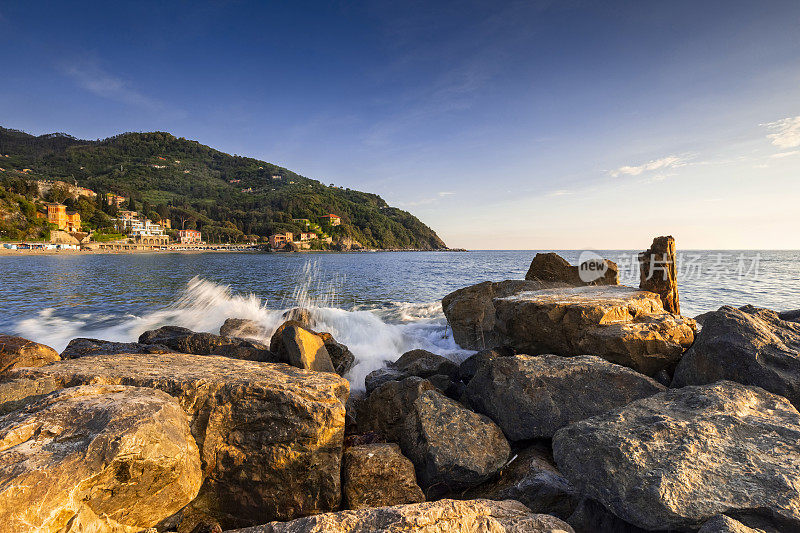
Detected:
[1,178,350,253]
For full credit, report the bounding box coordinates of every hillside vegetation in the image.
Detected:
[0,127,447,249]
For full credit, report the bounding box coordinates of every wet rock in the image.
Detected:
[225,499,575,533]
[362,376,436,442]
[0,334,59,373]
[442,279,567,350]
[9,353,349,529]
[493,285,696,376]
[270,323,336,372]
[639,235,680,314]
[345,388,367,435]
[467,354,665,440]
[282,307,313,327]
[464,444,579,519]
[672,305,800,408]
[139,325,275,362]
[60,337,170,358]
[0,384,202,532]
[219,318,266,339]
[525,252,618,286]
[552,381,800,531]
[400,390,510,497]
[458,345,515,383]
[318,332,356,375]
[365,349,458,393]
[343,443,425,509]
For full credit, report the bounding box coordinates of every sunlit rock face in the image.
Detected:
[0,384,202,532]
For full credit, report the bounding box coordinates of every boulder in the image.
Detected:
[318,332,356,375]
[219,318,266,339]
[698,515,765,533]
[400,390,510,496]
[464,444,579,519]
[525,252,618,286]
[139,325,275,362]
[493,285,696,375]
[361,376,436,442]
[343,443,425,509]
[60,337,171,358]
[458,345,515,383]
[672,305,800,408]
[225,499,575,533]
[0,334,59,373]
[365,349,458,393]
[467,354,665,440]
[552,381,800,531]
[282,307,313,327]
[0,384,202,532]
[638,235,680,314]
[442,279,567,350]
[9,353,349,529]
[0,375,64,414]
[779,309,800,323]
[271,323,336,372]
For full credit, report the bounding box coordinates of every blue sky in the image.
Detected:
[1,0,799,249]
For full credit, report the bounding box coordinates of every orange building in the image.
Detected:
[269,232,293,248]
[178,229,202,244]
[44,203,81,232]
[319,214,341,226]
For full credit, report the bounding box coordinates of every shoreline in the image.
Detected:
[0,247,465,256]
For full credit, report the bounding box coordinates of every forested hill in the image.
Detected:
[0,127,447,249]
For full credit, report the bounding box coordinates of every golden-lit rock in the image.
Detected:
[0,334,59,373]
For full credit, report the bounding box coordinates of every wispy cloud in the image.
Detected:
[438,191,455,197]
[770,150,799,159]
[609,156,685,178]
[60,60,163,111]
[547,189,572,197]
[763,116,800,149]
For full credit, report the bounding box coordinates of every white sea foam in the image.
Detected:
[13,264,469,389]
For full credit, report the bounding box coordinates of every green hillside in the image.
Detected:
[0,127,447,249]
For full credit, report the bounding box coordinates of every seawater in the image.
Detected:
[0,250,798,388]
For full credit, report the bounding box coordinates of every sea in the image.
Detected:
[1,250,798,388]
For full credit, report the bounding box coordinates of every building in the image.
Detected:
[162,219,171,229]
[178,229,202,245]
[106,193,127,208]
[44,203,81,232]
[298,232,317,241]
[319,214,341,226]
[269,232,293,248]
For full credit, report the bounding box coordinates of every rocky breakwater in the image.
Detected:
[5,351,349,530]
[442,242,696,377]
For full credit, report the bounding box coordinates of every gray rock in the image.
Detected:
[779,309,800,323]
[526,252,618,286]
[139,325,275,362]
[361,376,436,442]
[552,381,800,531]
[458,346,515,383]
[318,332,356,375]
[400,390,510,497]
[219,318,266,339]
[225,499,575,533]
[672,305,800,408]
[467,354,665,440]
[0,384,202,532]
[365,349,458,393]
[698,515,765,533]
[343,443,425,510]
[9,353,349,529]
[60,337,171,358]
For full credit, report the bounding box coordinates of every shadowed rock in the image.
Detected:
[361,376,436,442]
[61,337,171,358]
[224,499,575,533]
[0,384,202,532]
[672,305,800,408]
[343,443,425,509]
[139,325,275,361]
[400,390,510,497]
[552,381,800,531]
[526,252,618,286]
[9,353,349,529]
[219,318,266,339]
[365,349,458,392]
[0,334,59,374]
[467,354,665,440]
[638,235,680,314]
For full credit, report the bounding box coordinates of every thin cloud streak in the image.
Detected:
[763,116,800,149]
[60,60,164,111]
[609,156,685,178]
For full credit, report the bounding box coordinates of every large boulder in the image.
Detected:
[139,325,275,362]
[698,515,766,533]
[226,499,575,533]
[464,444,579,519]
[60,337,171,358]
[526,252,618,286]
[552,381,800,531]
[270,323,336,372]
[468,355,664,441]
[365,349,458,393]
[9,353,349,529]
[361,376,436,442]
[0,375,64,414]
[343,443,425,509]
[638,235,680,314]
[0,334,59,373]
[672,305,800,408]
[493,286,696,375]
[318,332,356,376]
[441,279,567,350]
[219,318,267,339]
[400,390,510,496]
[0,384,202,532]
[458,345,515,383]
